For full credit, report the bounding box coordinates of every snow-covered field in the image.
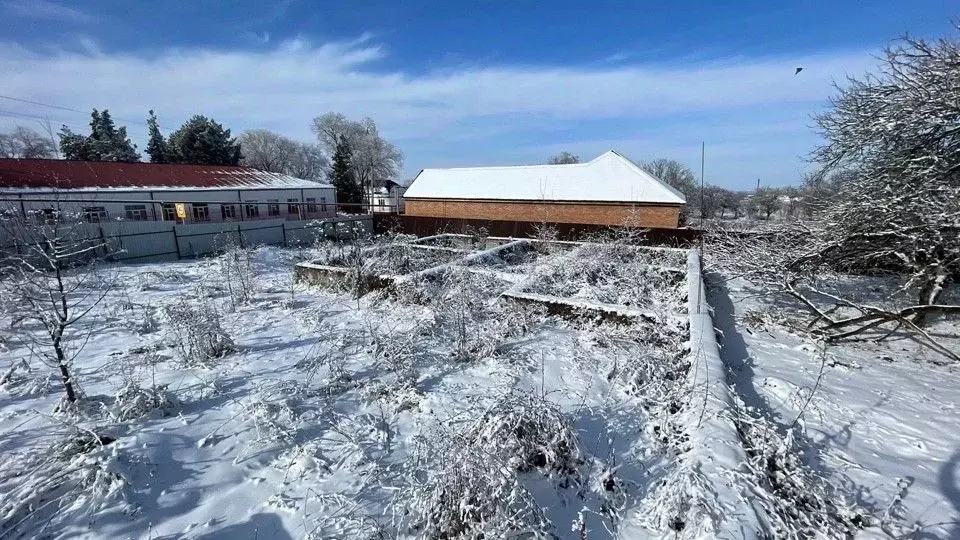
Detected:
[709,275,960,539]
[4,234,957,539]
[0,242,702,539]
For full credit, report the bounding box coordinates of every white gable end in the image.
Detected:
[404,151,686,205]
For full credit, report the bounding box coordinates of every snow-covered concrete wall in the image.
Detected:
[686,249,762,538]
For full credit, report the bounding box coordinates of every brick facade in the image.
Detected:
[404,198,682,228]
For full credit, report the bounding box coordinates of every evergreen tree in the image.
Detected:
[146,110,168,163]
[329,136,363,210]
[165,115,242,165]
[58,109,140,162]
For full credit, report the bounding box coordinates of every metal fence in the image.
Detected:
[0,215,374,263]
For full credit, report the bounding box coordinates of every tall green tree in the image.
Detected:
[329,136,363,210]
[146,110,168,163]
[58,109,140,162]
[166,115,242,165]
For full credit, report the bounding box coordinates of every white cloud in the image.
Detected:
[2,0,93,23]
[0,35,875,185]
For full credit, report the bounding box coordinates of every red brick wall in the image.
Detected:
[404,199,682,228]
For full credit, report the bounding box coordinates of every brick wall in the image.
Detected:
[404,199,682,228]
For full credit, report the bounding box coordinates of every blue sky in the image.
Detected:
[0,0,956,188]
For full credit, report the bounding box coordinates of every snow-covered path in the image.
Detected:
[710,276,960,538]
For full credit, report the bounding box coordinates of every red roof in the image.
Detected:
[0,158,326,190]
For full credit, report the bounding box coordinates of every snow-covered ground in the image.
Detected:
[0,244,698,539]
[709,276,960,539]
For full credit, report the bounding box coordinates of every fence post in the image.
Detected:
[237,223,244,248]
[281,221,288,247]
[172,225,182,259]
[98,225,109,258]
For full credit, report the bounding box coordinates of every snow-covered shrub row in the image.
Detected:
[163,301,235,367]
[0,429,127,538]
[524,244,687,311]
[388,267,543,360]
[731,400,870,537]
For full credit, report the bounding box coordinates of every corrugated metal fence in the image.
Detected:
[0,215,373,263]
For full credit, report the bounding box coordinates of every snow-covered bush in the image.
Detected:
[364,319,421,385]
[216,239,258,308]
[396,428,552,538]
[732,400,869,537]
[428,269,528,360]
[111,380,179,421]
[0,359,60,396]
[466,390,583,484]
[0,428,127,537]
[530,223,559,253]
[527,244,687,310]
[163,302,235,366]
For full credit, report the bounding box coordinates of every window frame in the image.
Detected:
[221,204,237,221]
[83,206,108,223]
[124,204,148,221]
[191,203,210,222]
[245,201,260,219]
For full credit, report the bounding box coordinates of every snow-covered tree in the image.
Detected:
[166,115,241,165]
[239,129,328,180]
[810,31,960,317]
[311,112,403,193]
[58,109,140,162]
[329,136,363,209]
[0,125,57,158]
[0,199,113,402]
[547,151,579,164]
[751,187,783,220]
[145,109,168,163]
[641,158,697,219]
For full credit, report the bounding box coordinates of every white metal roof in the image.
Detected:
[404,151,686,205]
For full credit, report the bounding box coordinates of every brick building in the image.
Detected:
[403,151,686,228]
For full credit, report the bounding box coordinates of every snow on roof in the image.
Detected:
[0,159,332,190]
[404,151,686,205]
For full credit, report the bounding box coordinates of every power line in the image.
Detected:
[0,94,173,132]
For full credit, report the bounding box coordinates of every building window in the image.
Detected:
[320,197,327,212]
[245,201,260,219]
[192,203,210,222]
[268,199,280,217]
[306,197,317,213]
[83,206,107,223]
[221,204,237,220]
[161,203,177,221]
[124,204,148,221]
[287,199,300,216]
[35,208,59,224]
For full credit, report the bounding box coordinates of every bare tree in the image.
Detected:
[547,151,579,164]
[311,112,403,193]
[810,31,960,318]
[640,158,697,219]
[0,200,114,402]
[239,129,328,180]
[751,187,783,220]
[0,125,57,158]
